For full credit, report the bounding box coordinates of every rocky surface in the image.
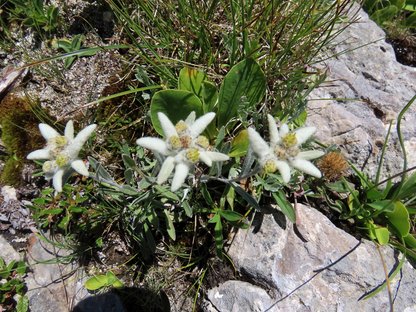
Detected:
[204,4,416,311]
[307,3,416,179]
[204,205,416,311]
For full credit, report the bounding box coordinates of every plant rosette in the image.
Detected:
[27,120,97,192]
[137,111,229,192]
[248,114,324,183]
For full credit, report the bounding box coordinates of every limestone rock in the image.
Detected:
[307,4,416,179]
[206,205,416,311]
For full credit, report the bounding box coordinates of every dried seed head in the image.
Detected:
[316,151,349,181]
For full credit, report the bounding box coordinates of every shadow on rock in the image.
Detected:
[72,287,170,312]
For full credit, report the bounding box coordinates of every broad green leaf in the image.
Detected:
[202,81,218,113]
[386,201,410,237]
[164,210,176,241]
[395,172,416,199]
[150,90,203,135]
[182,200,193,217]
[85,274,111,291]
[370,5,399,24]
[272,190,296,223]
[178,67,207,97]
[219,210,244,222]
[404,233,416,249]
[16,295,29,312]
[404,1,416,12]
[154,185,180,201]
[217,58,266,128]
[366,200,394,212]
[229,129,249,158]
[374,226,390,245]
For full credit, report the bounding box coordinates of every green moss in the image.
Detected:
[0,93,48,186]
[0,157,23,186]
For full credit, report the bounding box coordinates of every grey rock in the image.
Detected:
[25,233,90,312]
[206,280,276,312]
[211,205,416,311]
[307,3,416,179]
[0,234,21,263]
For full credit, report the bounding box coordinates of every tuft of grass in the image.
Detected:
[106,0,356,120]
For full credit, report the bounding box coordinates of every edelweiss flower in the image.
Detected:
[27,120,97,192]
[137,112,229,192]
[248,114,324,183]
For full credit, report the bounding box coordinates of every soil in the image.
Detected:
[388,34,416,67]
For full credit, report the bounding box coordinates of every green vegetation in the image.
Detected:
[0,257,28,312]
[2,0,416,310]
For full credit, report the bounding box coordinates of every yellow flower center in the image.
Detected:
[56,153,69,167]
[263,159,277,173]
[169,135,181,149]
[282,133,297,148]
[175,120,188,134]
[42,161,56,173]
[186,148,200,163]
[54,136,68,147]
[196,135,209,149]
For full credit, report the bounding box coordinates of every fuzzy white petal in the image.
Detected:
[199,151,213,167]
[137,137,170,155]
[171,163,190,192]
[276,160,291,183]
[205,151,230,162]
[189,112,215,138]
[298,150,325,160]
[290,158,322,178]
[71,160,89,176]
[158,112,177,138]
[39,124,60,140]
[52,169,65,192]
[185,111,196,125]
[248,128,270,158]
[267,114,280,145]
[279,124,289,138]
[70,124,97,156]
[64,120,74,140]
[157,156,175,184]
[27,149,50,160]
[295,127,316,145]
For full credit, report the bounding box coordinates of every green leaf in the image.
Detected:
[219,210,244,222]
[374,226,390,245]
[230,182,261,211]
[150,90,204,135]
[164,210,176,241]
[178,67,207,97]
[182,200,193,217]
[370,5,399,24]
[272,190,296,223]
[404,233,416,249]
[202,81,218,113]
[217,58,266,128]
[16,295,29,312]
[386,201,410,237]
[366,200,394,212]
[214,216,224,258]
[229,129,249,158]
[85,274,111,291]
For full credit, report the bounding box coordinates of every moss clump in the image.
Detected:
[0,93,46,185]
